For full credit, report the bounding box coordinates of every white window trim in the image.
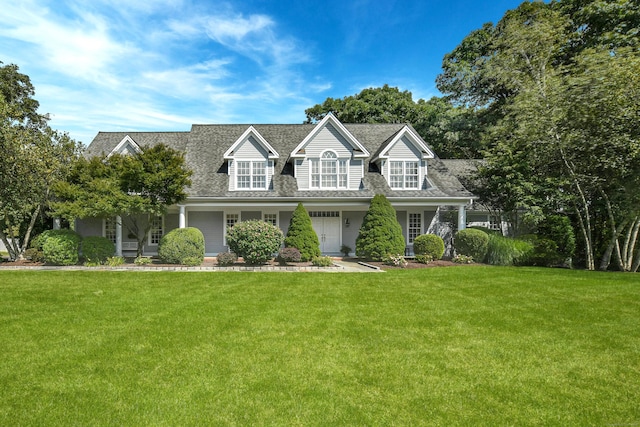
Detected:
[223,212,240,246]
[308,150,349,190]
[148,215,165,246]
[262,212,279,228]
[234,159,269,191]
[388,159,421,190]
[103,217,117,244]
[407,211,423,245]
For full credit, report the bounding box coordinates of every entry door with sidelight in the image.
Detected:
[309,211,341,253]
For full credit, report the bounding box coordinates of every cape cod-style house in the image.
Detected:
[78,114,475,256]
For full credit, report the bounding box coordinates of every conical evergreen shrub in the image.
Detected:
[356,194,405,261]
[284,203,321,261]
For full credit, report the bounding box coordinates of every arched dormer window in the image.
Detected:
[310,150,348,189]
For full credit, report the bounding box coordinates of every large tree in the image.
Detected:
[0,62,81,261]
[439,1,640,270]
[52,144,192,257]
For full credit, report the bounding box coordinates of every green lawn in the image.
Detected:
[1,267,638,426]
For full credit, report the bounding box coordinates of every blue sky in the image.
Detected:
[0,0,525,145]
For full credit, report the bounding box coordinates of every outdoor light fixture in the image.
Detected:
[345,218,350,227]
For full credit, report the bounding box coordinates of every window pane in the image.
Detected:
[390,161,403,175]
[339,174,347,188]
[322,175,337,187]
[322,160,336,174]
[104,218,116,244]
[311,175,320,187]
[264,213,277,226]
[237,161,250,175]
[390,176,403,188]
[405,175,418,189]
[252,161,265,175]
[408,213,421,243]
[150,216,163,245]
[237,176,251,188]
[253,175,266,188]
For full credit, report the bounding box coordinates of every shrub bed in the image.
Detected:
[39,229,82,266]
[82,236,115,265]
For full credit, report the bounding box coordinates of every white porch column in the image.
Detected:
[115,215,123,256]
[53,218,61,230]
[179,205,186,228]
[457,205,467,231]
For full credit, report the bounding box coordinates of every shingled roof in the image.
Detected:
[85,123,474,201]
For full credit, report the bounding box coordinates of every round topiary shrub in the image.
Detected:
[227,220,283,264]
[158,227,205,265]
[41,229,82,266]
[413,234,445,260]
[356,194,405,261]
[284,203,321,262]
[82,236,115,264]
[454,228,489,262]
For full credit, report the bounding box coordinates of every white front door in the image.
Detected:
[311,217,341,253]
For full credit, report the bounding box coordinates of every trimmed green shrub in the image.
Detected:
[277,247,301,265]
[311,256,333,267]
[413,234,445,260]
[158,227,205,265]
[41,229,82,266]
[227,220,283,264]
[24,248,45,262]
[182,256,202,267]
[485,234,534,266]
[216,252,237,266]
[284,203,321,261]
[82,236,115,264]
[356,194,405,261]
[468,226,502,236]
[454,228,489,261]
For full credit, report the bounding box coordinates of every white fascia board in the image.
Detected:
[289,113,370,158]
[108,135,142,158]
[372,125,435,162]
[223,126,280,160]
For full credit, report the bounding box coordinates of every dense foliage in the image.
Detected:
[39,229,82,266]
[454,228,489,261]
[158,227,205,265]
[216,252,238,266]
[0,62,81,261]
[81,236,115,264]
[53,145,192,257]
[227,220,283,265]
[356,195,405,261]
[437,0,640,270]
[412,234,445,260]
[485,235,533,266]
[284,203,320,262]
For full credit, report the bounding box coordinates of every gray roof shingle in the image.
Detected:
[85,123,475,201]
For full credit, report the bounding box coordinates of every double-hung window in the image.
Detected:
[389,161,419,189]
[236,161,267,190]
[104,217,117,244]
[149,216,163,245]
[408,213,422,244]
[310,151,348,189]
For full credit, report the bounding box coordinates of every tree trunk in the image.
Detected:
[622,217,639,271]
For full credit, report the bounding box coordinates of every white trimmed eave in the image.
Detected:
[223,126,280,160]
[289,113,370,159]
[107,135,142,158]
[372,125,435,162]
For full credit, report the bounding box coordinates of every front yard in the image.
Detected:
[1,267,638,425]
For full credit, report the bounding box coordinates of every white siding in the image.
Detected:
[228,160,235,191]
[304,124,353,157]
[387,136,421,158]
[234,136,269,159]
[297,159,309,189]
[349,159,362,188]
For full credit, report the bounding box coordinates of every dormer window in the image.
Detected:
[390,161,419,189]
[311,151,348,189]
[236,160,267,190]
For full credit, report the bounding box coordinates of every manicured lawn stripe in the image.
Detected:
[0,267,638,425]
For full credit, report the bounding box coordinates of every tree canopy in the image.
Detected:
[52,144,192,257]
[0,62,81,261]
[438,0,640,270]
